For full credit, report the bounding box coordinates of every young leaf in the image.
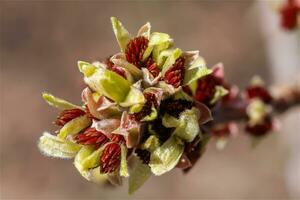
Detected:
[173,107,201,142]
[42,93,83,110]
[111,17,131,52]
[57,115,91,139]
[149,136,184,176]
[161,48,182,75]
[120,145,129,177]
[38,132,81,159]
[129,158,152,195]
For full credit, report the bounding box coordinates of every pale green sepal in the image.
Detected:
[183,56,211,86]
[173,107,201,142]
[142,46,153,61]
[174,90,194,101]
[42,93,83,110]
[82,65,131,103]
[142,32,172,61]
[78,61,97,77]
[74,146,93,180]
[157,49,173,67]
[88,167,107,184]
[38,132,82,159]
[129,103,144,113]
[129,158,152,195]
[149,136,184,176]
[110,54,142,79]
[153,42,171,66]
[120,145,129,177]
[210,86,229,105]
[141,105,157,122]
[148,32,171,46]
[57,115,91,139]
[141,135,160,152]
[161,48,182,75]
[162,114,179,128]
[80,145,107,170]
[137,22,151,39]
[73,146,107,184]
[111,17,131,52]
[120,86,145,107]
[188,56,206,69]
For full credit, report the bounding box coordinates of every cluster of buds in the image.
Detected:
[244,77,274,137]
[279,0,300,30]
[37,17,298,194]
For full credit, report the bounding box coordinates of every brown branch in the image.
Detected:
[208,84,300,127]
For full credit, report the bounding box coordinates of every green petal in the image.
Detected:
[172,107,201,142]
[120,145,129,177]
[42,93,82,110]
[142,32,172,61]
[57,115,91,139]
[120,86,145,107]
[129,158,152,195]
[141,135,160,152]
[183,57,212,86]
[210,86,229,105]
[80,62,131,103]
[111,17,131,52]
[38,132,82,159]
[149,136,184,175]
[161,48,182,75]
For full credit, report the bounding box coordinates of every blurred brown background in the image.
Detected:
[1,1,299,199]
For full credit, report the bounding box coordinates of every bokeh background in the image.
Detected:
[1,1,299,199]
